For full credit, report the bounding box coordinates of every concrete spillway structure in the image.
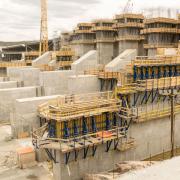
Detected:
[114,13,144,55]
[142,17,180,56]
[2,10,180,180]
[71,23,95,59]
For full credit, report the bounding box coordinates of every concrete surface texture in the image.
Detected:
[71,50,98,73]
[40,70,75,96]
[53,115,180,180]
[84,161,156,180]
[0,86,38,123]
[32,51,52,66]
[0,81,17,89]
[72,44,95,59]
[0,77,9,82]
[0,125,53,180]
[97,43,114,65]
[105,49,137,72]
[119,41,139,55]
[20,68,40,86]
[12,95,62,138]
[7,67,31,84]
[116,157,180,180]
[48,59,57,67]
[68,75,100,94]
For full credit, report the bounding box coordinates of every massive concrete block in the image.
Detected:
[119,41,139,55]
[40,70,75,96]
[68,75,100,94]
[71,50,97,73]
[97,43,114,65]
[71,44,95,59]
[12,95,61,138]
[0,77,9,82]
[0,81,17,89]
[0,87,38,123]
[105,49,137,72]
[7,67,30,83]
[20,68,40,86]
[32,51,52,66]
[7,67,40,87]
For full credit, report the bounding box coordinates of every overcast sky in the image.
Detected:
[0,0,180,42]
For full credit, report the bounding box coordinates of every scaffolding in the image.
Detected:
[32,92,134,164]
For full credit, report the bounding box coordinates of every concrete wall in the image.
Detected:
[148,49,157,57]
[71,50,98,74]
[105,49,137,72]
[0,81,17,89]
[40,70,75,96]
[12,95,61,138]
[32,51,52,66]
[53,115,180,180]
[0,87,38,123]
[7,67,40,87]
[72,44,95,60]
[119,41,139,55]
[68,75,100,94]
[7,67,30,85]
[97,43,114,65]
[20,68,40,86]
[0,76,9,82]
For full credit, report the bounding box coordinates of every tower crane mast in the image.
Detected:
[40,0,48,55]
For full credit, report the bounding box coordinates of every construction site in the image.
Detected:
[1,0,180,180]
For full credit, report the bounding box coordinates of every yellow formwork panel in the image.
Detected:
[56,113,114,138]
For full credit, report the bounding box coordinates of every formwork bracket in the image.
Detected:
[106,140,113,152]
[92,145,97,156]
[74,150,79,161]
[65,152,71,165]
[83,146,90,159]
[45,149,59,163]
[114,139,119,150]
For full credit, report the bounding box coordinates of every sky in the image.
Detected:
[0,0,180,42]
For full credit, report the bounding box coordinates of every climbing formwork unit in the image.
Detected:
[115,53,180,125]
[54,46,75,70]
[32,92,134,164]
[142,17,180,56]
[24,51,39,65]
[70,23,95,59]
[113,13,144,55]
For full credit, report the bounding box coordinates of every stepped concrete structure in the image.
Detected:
[1,10,180,180]
[114,13,145,55]
[71,23,95,59]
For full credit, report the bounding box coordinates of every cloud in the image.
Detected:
[0,0,179,41]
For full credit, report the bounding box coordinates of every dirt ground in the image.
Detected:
[0,124,53,180]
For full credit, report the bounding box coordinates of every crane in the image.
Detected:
[39,0,49,55]
[123,0,133,13]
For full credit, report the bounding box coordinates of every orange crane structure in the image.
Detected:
[39,0,49,55]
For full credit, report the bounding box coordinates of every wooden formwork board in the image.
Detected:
[92,26,115,32]
[133,57,180,67]
[116,35,144,41]
[38,92,120,121]
[113,22,144,28]
[115,14,144,20]
[143,43,178,49]
[0,62,26,67]
[134,105,180,123]
[141,28,180,34]
[34,127,126,153]
[137,77,180,91]
[145,17,179,24]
